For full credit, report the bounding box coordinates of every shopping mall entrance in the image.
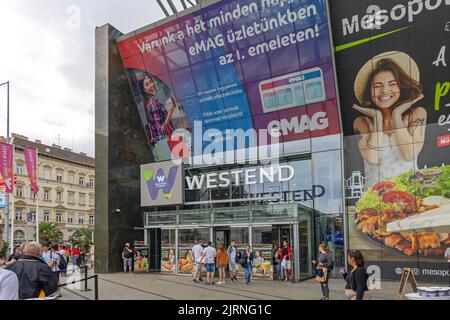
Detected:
[143,204,315,281]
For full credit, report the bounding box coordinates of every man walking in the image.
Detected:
[6,242,58,299]
[192,240,204,283]
[122,243,133,273]
[227,240,238,282]
[203,242,217,285]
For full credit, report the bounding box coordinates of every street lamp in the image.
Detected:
[0,81,10,247]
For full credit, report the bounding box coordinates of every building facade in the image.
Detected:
[95,0,450,284]
[0,134,95,245]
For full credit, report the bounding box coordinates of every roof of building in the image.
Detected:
[1,134,95,168]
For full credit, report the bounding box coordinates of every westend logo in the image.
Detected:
[144,167,178,200]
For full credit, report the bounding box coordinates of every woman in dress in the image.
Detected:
[352,51,427,187]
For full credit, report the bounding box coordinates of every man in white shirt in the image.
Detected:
[192,240,204,283]
[0,261,19,300]
[445,247,450,286]
[203,242,217,285]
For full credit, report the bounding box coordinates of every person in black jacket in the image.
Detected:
[6,242,58,300]
[340,250,370,300]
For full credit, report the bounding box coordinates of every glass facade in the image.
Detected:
[95,1,450,286]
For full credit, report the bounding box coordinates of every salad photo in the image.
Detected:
[355,165,450,257]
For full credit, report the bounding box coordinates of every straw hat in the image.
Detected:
[354,51,420,104]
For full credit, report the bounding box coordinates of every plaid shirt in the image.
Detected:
[145,97,174,143]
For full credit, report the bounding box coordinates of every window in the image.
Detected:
[89,179,95,188]
[29,186,36,199]
[44,211,50,222]
[68,192,75,204]
[17,164,23,176]
[44,189,50,201]
[43,167,51,180]
[56,212,62,223]
[56,170,63,183]
[68,173,75,184]
[15,209,22,221]
[67,213,74,224]
[16,186,23,198]
[79,176,85,186]
[28,211,36,221]
[56,191,63,202]
[79,193,86,205]
[89,196,94,206]
[89,215,94,225]
[78,214,84,225]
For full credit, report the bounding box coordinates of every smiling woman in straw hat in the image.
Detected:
[352,51,427,187]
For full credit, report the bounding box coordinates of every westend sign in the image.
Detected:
[186,165,294,190]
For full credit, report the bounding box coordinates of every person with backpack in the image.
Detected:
[313,243,334,300]
[51,244,66,297]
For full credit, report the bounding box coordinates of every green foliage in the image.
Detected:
[39,222,63,244]
[71,228,92,251]
[0,241,10,259]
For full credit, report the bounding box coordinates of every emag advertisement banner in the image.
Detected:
[24,147,39,194]
[330,0,450,282]
[117,0,341,162]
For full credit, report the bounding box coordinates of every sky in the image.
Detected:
[0,0,189,157]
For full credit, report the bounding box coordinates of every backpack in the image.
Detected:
[56,253,68,271]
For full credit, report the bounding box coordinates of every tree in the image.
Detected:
[72,228,92,251]
[39,222,63,244]
[0,241,9,259]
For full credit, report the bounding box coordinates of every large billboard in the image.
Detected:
[330,0,450,282]
[117,0,341,163]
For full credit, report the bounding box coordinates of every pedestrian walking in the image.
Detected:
[313,243,334,300]
[216,244,229,285]
[227,240,239,283]
[71,244,81,273]
[88,242,95,269]
[203,242,217,285]
[6,242,58,300]
[58,246,68,277]
[279,241,292,281]
[122,243,133,273]
[0,261,19,300]
[340,250,370,300]
[192,240,204,283]
[241,245,254,285]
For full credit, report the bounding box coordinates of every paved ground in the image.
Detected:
[57,271,431,300]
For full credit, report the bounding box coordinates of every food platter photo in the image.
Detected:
[354,166,450,259]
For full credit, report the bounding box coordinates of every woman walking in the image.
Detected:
[313,244,334,300]
[241,245,254,285]
[340,250,370,300]
[216,244,229,285]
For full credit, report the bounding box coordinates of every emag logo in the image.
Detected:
[144,166,178,200]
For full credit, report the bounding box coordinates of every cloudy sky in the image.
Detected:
[0,0,189,157]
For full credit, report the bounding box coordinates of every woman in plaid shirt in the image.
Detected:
[139,75,176,145]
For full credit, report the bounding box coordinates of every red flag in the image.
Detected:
[24,147,39,193]
[0,143,14,193]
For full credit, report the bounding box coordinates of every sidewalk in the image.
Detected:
[58,272,427,300]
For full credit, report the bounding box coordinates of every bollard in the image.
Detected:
[94,275,99,300]
[80,265,91,292]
